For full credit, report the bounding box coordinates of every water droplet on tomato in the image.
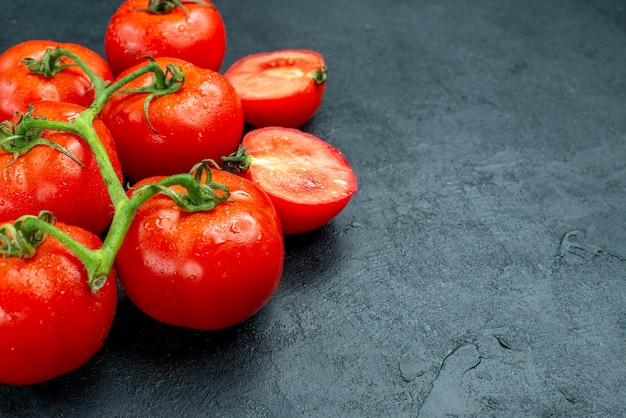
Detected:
[230,221,241,234]
[230,190,252,201]
[182,261,203,281]
[142,218,163,232]
[14,172,24,186]
[203,228,226,244]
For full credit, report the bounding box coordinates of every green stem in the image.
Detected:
[3,48,228,294]
[92,173,211,289]
[20,215,104,290]
[18,116,127,206]
[49,48,109,96]
[221,145,252,173]
[72,112,127,205]
[22,47,109,97]
[89,59,166,115]
[311,65,328,85]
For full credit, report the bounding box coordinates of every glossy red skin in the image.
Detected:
[115,169,284,330]
[104,0,226,76]
[0,101,124,235]
[240,127,358,234]
[0,222,118,386]
[224,49,327,128]
[101,57,244,181]
[0,40,113,122]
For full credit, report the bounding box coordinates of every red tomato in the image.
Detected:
[101,57,244,181]
[115,169,284,330]
[104,0,227,76]
[224,49,327,128]
[0,40,113,121]
[0,222,118,386]
[238,127,357,234]
[0,101,124,235]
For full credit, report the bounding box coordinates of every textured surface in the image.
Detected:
[1,0,625,416]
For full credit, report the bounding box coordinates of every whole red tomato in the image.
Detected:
[237,127,358,234]
[0,101,124,235]
[0,40,113,121]
[224,49,328,128]
[104,0,227,76]
[101,57,244,181]
[115,169,284,330]
[0,221,118,386]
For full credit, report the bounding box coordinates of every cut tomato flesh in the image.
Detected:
[243,128,357,205]
[225,50,324,99]
[232,69,309,98]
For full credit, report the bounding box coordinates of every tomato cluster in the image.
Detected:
[0,0,357,386]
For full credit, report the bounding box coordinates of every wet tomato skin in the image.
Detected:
[104,0,227,76]
[0,39,113,121]
[0,101,124,235]
[115,169,284,330]
[101,57,244,181]
[0,222,118,386]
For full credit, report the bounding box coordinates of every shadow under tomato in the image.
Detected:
[0,342,110,414]
[281,221,343,289]
[105,290,255,358]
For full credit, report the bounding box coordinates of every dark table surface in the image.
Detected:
[1,0,625,416]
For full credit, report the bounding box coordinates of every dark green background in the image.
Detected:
[1,1,625,416]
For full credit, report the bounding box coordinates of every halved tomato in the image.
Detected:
[235,127,357,234]
[224,49,327,128]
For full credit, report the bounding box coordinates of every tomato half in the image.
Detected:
[224,49,328,128]
[0,222,118,386]
[115,169,284,330]
[104,0,227,76]
[0,40,113,122]
[238,127,358,234]
[0,101,124,235]
[101,57,244,181]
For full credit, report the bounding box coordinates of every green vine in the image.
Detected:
[0,47,231,292]
[113,61,185,133]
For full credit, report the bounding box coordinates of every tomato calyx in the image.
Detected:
[21,47,76,78]
[0,211,54,259]
[311,65,328,85]
[134,0,211,15]
[0,105,84,175]
[131,160,231,212]
[0,210,109,292]
[20,47,111,101]
[221,145,252,174]
[115,62,185,133]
